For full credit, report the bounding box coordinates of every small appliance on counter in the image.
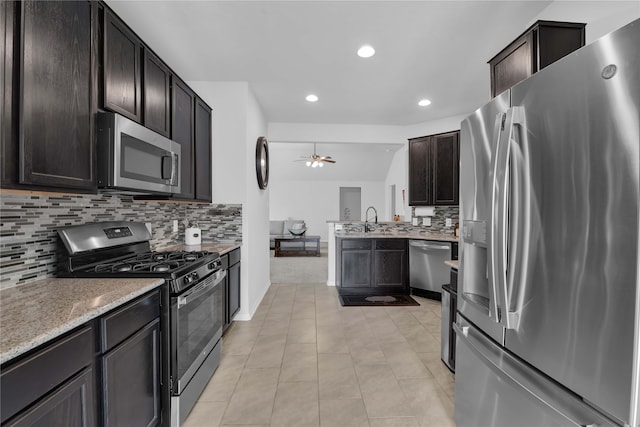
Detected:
[185,223,202,245]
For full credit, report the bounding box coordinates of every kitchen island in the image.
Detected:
[326,220,458,287]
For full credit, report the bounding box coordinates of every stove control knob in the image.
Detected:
[184,272,198,286]
[208,259,221,270]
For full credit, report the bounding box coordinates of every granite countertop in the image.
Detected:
[335,231,458,242]
[445,260,459,269]
[0,277,164,365]
[161,242,241,255]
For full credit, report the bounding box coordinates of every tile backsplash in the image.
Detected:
[338,206,459,234]
[0,192,242,289]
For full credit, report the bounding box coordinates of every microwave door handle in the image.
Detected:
[161,155,173,180]
[171,153,179,185]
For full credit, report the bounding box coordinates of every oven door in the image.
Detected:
[171,269,225,394]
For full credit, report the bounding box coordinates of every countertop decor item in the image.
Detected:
[255,136,269,189]
[185,224,202,245]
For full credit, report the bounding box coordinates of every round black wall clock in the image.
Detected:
[255,136,269,189]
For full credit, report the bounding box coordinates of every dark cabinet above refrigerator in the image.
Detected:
[488,20,586,97]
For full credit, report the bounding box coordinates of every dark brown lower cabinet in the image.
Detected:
[337,238,408,294]
[99,290,161,427]
[373,239,407,288]
[0,290,162,427]
[223,249,241,333]
[5,369,95,427]
[0,327,96,426]
[101,319,160,427]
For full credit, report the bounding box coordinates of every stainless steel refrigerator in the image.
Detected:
[456,18,639,427]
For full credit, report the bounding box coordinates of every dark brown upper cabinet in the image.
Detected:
[171,76,195,200]
[143,49,171,138]
[2,0,96,192]
[409,131,459,206]
[103,8,142,122]
[194,96,212,202]
[489,20,585,97]
[1,0,18,187]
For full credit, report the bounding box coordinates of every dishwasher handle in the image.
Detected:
[409,241,450,251]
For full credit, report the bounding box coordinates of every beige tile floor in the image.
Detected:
[183,282,456,427]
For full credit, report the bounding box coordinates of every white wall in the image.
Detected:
[268,122,404,145]
[269,180,385,241]
[189,81,270,321]
[533,1,640,43]
[243,89,271,318]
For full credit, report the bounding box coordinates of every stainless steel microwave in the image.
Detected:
[97,112,181,195]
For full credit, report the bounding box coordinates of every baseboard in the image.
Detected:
[410,287,442,301]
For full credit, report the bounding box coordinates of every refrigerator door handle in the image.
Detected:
[490,106,525,330]
[485,112,507,324]
[505,106,530,329]
[454,320,613,427]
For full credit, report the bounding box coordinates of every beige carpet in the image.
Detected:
[270,243,328,284]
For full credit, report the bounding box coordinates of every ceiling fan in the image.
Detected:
[296,143,336,168]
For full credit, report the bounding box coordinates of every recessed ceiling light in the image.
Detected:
[305,94,319,102]
[418,99,432,107]
[357,45,375,58]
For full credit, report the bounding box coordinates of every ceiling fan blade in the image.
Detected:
[322,159,336,163]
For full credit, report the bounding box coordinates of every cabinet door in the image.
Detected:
[1,0,17,186]
[103,9,141,122]
[373,239,407,288]
[228,260,241,321]
[432,131,459,206]
[408,136,431,206]
[143,49,171,137]
[490,32,533,98]
[18,0,95,191]
[1,326,94,425]
[171,77,195,200]
[194,97,212,202]
[102,318,160,427]
[340,250,372,288]
[5,369,96,427]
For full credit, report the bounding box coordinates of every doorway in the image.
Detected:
[339,187,361,221]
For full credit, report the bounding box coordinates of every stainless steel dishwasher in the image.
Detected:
[408,240,451,300]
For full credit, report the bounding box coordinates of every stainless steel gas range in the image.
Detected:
[57,221,225,427]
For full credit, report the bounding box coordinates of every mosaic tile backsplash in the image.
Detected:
[339,206,460,234]
[0,192,242,289]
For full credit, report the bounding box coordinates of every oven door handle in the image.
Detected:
[178,269,226,308]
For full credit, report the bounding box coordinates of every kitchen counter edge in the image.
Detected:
[335,232,458,242]
[0,277,164,365]
[160,242,241,255]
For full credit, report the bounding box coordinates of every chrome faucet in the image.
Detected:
[364,206,378,232]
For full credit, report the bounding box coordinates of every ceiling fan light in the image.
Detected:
[305,94,319,103]
[306,161,311,167]
[319,162,324,167]
[312,161,318,168]
[357,45,375,58]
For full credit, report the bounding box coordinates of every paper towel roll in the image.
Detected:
[185,227,202,245]
[414,206,435,216]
